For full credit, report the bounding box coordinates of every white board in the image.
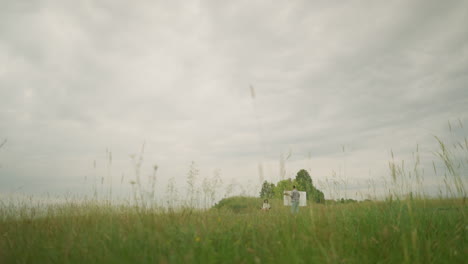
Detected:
[283,191,307,206]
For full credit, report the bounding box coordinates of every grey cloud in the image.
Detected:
[0,0,467,199]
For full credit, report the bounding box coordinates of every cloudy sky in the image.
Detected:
[1,0,467,201]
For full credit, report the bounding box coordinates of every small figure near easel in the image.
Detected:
[261,199,271,211]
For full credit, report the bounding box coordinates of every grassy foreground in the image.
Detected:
[0,198,466,263]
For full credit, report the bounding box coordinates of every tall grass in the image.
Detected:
[0,197,465,263]
[0,129,467,263]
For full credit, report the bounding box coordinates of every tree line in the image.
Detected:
[259,169,325,203]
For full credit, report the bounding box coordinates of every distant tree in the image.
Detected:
[259,180,275,199]
[294,169,325,203]
[258,169,326,203]
[311,187,325,203]
[273,178,297,199]
[339,198,357,204]
[295,169,313,198]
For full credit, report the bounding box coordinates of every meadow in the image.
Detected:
[0,125,466,263]
[0,196,466,264]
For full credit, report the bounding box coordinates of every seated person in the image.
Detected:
[261,199,271,211]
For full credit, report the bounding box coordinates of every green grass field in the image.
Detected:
[1,197,466,264]
[1,130,466,263]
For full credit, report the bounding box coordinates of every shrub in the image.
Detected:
[213,196,262,213]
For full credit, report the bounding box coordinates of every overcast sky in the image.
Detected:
[1,0,467,201]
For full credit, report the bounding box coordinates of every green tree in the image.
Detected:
[273,178,297,199]
[259,180,275,199]
[295,169,313,199]
[294,169,325,203]
[311,187,325,203]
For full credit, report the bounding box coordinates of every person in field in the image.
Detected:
[261,199,271,211]
[284,186,300,214]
